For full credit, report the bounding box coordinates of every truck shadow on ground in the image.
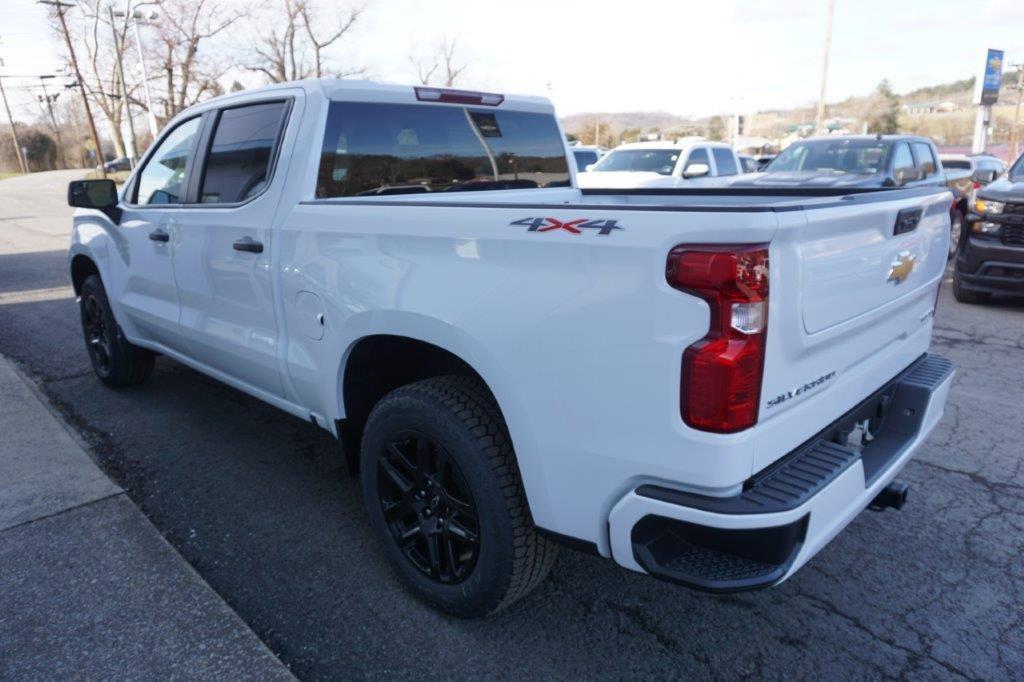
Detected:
[0,250,73,295]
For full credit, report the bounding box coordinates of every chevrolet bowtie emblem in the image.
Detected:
[888,251,916,284]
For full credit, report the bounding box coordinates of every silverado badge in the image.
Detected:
[888,251,916,284]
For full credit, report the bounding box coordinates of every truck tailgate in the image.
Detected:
[755,190,950,472]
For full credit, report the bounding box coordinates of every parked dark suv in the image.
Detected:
[953,153,1024,303]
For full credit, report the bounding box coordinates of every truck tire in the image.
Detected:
[952,270,990,304]
[79,275,155,387]
[360,375,557,617]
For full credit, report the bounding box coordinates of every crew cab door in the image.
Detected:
[168,98,295,396]
[115,115,203,352]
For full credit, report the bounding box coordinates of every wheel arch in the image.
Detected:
[70,252,100,296]
[330,316,535,491]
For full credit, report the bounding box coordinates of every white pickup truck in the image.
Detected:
[67,80,954,618]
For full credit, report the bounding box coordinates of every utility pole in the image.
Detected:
[39,0,106,177]
[116,6,159,137]
[108,5,137,166]
[0,74,28,173]
[814,0,835,136]
[1011,63,1024,161]
[38,75,67,168]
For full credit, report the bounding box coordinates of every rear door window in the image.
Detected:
[711,148,738,176]
[316,102,569,197]
[199,101,289,204]
[911,142,937,176]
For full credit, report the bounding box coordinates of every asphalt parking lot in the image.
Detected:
[1,170,1022,679]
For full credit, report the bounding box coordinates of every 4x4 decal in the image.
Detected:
[510,217,623,235]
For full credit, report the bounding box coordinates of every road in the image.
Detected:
[1,170,1022,679]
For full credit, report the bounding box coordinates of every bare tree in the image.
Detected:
[154,0,239,121]
[250,0,364,83]
[410,35,468,87]
[298,1,363,78]
[66,0,135,159]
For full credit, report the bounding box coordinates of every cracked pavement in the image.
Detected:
[0,171,1021,678]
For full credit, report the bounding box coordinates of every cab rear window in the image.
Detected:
[316,102,570,198]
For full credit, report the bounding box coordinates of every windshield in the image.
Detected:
[591,149,680,175]
[768,139,890,174]
[1010,154,1024,181]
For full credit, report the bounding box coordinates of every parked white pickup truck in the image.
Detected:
[67,80,954,618]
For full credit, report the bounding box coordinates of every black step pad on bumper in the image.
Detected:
[632,515,809,593]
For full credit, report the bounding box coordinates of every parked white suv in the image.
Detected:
[577,139,742,188]
[67,79,954,617]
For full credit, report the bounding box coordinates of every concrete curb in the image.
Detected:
[0,354,296,679]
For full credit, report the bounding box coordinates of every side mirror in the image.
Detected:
[894,166,925,186]
[584,164,595,172]
[68,179,121,223]
[972,168,998,185]
[682,163,710,179]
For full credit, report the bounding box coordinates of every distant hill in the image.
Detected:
[560,111,690,131]
[561,72,1022,148]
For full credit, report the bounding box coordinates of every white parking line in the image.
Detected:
[0,286,74,305]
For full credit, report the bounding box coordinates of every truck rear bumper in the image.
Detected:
[607,353,954,592]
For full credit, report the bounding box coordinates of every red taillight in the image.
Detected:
[414,86,504,106]
[667,244,769,433]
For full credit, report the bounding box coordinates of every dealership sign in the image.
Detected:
[973,48,1004,105]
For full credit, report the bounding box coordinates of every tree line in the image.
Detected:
[2,0,468,173]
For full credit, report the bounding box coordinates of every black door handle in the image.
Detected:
[233,236,264,253]
[148,228,169,242]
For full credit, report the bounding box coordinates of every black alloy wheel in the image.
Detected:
[82,292,113,375]
[78,274,155,387]
[360,375,558,617]
[377,429,480,584]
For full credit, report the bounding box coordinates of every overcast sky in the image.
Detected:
[3,0,1024,121]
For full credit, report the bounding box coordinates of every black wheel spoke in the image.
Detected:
[442,532,459,577]
[397,524,420,548]
[387,442,417,477]
[384,498,412,523]
[446,493,473,516]
[378,456,413,493]
[425,533,441,579]
[446,516,478,544]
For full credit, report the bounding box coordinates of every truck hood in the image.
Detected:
[977,177,1024,202]
[726,171,884,188]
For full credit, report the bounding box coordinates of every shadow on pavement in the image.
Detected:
[0,250,72,295]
